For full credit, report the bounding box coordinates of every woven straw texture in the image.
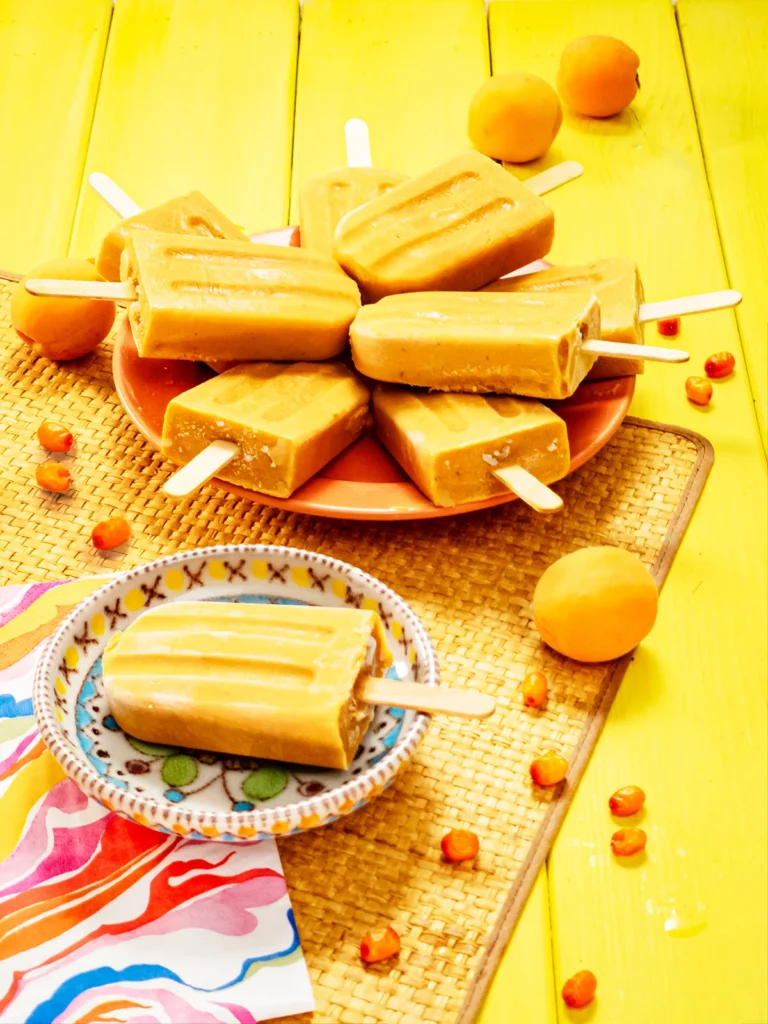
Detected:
[0,273,711,1023]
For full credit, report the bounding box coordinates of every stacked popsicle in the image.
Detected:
[26,122,740,511]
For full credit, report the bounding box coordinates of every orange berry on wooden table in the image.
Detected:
[468,72,563,163]
[92,516,132,551]
[360,925,401,964]
[441,829,480,862]
[657,317,680,337]
[685,375,713,406]
[557,35,640,117]
[704,351,735,379]
[533,546,658,662]
[11,258,116,361]
[36,463,71,493]
[37,421,74,453]
[609,785,646,817]
[611,826,647,857]
[562,970,597,1009]
[530,750,568,787]
[521,671,548,708]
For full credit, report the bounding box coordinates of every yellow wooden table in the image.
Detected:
[0,1,765,1021]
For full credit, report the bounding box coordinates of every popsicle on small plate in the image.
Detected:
[373,385,571,512]
[161,361,371,499]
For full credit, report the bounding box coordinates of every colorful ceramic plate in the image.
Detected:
[112,227,635,520]
[33,546,439,842]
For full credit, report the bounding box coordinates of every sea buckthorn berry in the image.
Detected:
[530,750,568,787]
[611,826,647,857]
[609,785,645,817]
[657,317,680,337]
[441,829,480,862]
[704,351,735,379]
[360,925,401,964]
[37,421,74,453]
[562,970,597,1009]
[36,462,71,493]
[91,516,132,551]
[521,671,548,708]
[685,376,713,406]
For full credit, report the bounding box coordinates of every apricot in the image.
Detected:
[11,258,116,361]
[557,36,640,118]
[468,72,563,163]
[533,546,658,662]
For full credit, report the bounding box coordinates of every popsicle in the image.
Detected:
[120,230,361,362]
[94,184,249,282]
[103,602,495,769]
[333,149,556,301]
[161,361,371,498]
[351,291,689,400]
[373,385,570,511]
[485,258,742,379]
[299,119,409,254]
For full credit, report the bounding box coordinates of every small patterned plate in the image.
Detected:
[33,545,439,842]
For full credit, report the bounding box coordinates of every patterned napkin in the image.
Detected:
[0,580,315,1024]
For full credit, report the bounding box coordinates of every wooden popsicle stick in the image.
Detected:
[582,339,689,363]
[361,677,496,719]
[163,441,239,498]
[525,160,584,197]
[88,172,142,219]
[491,465,563,514]
[24,278,136,301]
[345,118,373,168]
[638,289,742,323]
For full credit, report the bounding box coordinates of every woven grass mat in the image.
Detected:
[0,272,712,1022]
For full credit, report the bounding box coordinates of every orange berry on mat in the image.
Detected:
[609,785,645,817]
[441,829,480,862]
[92,516,132,551]
[557,35,639,118]
[611,826,647,857]
[360,925,401,964]
[37,421,74,453]
[562,970,597,1009]
[521,671,548,708]
[685,376,713,406]
[468,72,563,163]
[36,463,71,493]
[704,351,735,379]
[530,750,568,787]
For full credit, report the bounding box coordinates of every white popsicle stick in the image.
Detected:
[525,160,584,197]
[25,278,136,301]
[345,118,373,168]
[88,172,142,219]
[491,465,564,514]
[361,677,496,719]
[163,441,239,498]
[638,289,742,323]
[582,340,689,364]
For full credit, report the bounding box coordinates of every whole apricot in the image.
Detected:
[468,72,563,163]
[11,258,116,361]
[533,546,658,662]
[557,36,640,118]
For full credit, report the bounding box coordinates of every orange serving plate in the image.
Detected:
[112,227,634,521]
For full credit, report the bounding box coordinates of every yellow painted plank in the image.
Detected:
[293,4,555,1019]
[491,2,768,1022]
[290,0,490,223]
[678,0,768,453]
[69,0,298,261]
[0,0,111,270]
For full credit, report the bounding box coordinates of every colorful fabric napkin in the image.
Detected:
[0,581,315,1024]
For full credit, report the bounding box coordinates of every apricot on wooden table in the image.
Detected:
[468,72,563,163]
[11,258,116,361]
[557,35,640,118]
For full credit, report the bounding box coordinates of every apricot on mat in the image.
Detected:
[468,72,563,163]
[557,35,640,118]
[11,258,116,361]
[533,546,658,662]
